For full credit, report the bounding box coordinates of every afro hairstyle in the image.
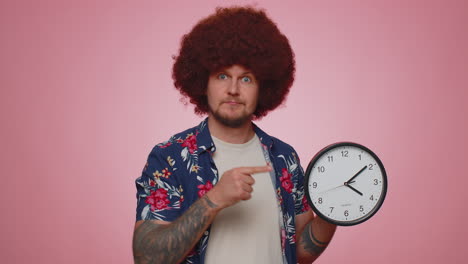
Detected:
[172,5,295,119]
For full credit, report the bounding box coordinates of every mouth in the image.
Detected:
[223,101,243,105]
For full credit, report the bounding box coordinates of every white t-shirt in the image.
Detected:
[205,134,282,264]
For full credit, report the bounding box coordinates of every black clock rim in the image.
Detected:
[304,142,388,226]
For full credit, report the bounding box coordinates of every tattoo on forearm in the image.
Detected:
[203,195,218,209]
[133,196,218,264]
[310,223,329,246]
[301,222,328,256]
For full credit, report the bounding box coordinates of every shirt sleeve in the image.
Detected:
[135,145,183,222]
[292,150,310,215]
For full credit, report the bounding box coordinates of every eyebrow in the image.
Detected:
[218,71,252,75]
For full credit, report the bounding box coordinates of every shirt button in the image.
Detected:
[204,231,209,235]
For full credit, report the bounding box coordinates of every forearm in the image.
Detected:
[297,216,337,263]
[133,195,219,264]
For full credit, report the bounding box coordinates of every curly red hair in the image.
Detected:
[172,6,295,118]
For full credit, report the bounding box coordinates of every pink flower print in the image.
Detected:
[159,141,172,148]
[145,188,170,211]
[197,181,213,197]
[281,179,293,193]
[182,134,198,154]
[280,168,293,193]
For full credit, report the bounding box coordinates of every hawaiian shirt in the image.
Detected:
[135,118,310,264]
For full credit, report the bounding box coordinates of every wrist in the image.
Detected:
[205,189,225,212]
[309,216,337,244]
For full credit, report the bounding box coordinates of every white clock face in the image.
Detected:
[305,143,387,226]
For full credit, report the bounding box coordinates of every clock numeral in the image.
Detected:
[318,198,323,204]
[344,210,349,217]
[369,164,374,170]
[327,156,334,162]
[373,179,379,185]
[358,154,361,160]
[370,195,374,201]
[312,182,318,188]
[330,207,334,213]
[317,166,325,173]
[360,205,364,212]
[341,150,349,157]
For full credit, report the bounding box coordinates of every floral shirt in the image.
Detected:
[135,118,309,264]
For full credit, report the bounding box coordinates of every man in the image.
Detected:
[133,6,336,264]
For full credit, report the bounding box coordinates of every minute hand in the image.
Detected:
[346,165,368,184]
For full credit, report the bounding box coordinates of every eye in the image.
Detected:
[218,74,228,80]
[241,76,251,83]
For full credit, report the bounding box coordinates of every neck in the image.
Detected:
[207,115,255,144]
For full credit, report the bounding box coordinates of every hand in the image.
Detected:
[206,165,272,209]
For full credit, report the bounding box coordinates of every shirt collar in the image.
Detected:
[195,118,215,154]
[252,122,274,149]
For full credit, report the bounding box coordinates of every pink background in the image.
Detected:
[1,0,467,263]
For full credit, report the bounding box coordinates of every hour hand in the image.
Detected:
[345,183,363,196]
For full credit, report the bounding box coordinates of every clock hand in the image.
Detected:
[318,184,345,195]
[318,179,358,195]
[344,183,363,196]
[346,165,367,184]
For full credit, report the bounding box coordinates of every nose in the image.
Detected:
[227,78,240,96]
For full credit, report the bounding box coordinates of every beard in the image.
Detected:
[209,107,253,128]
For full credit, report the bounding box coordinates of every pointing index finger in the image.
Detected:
[239,165,272,175]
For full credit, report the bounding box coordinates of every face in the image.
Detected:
[206,64,259,128]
